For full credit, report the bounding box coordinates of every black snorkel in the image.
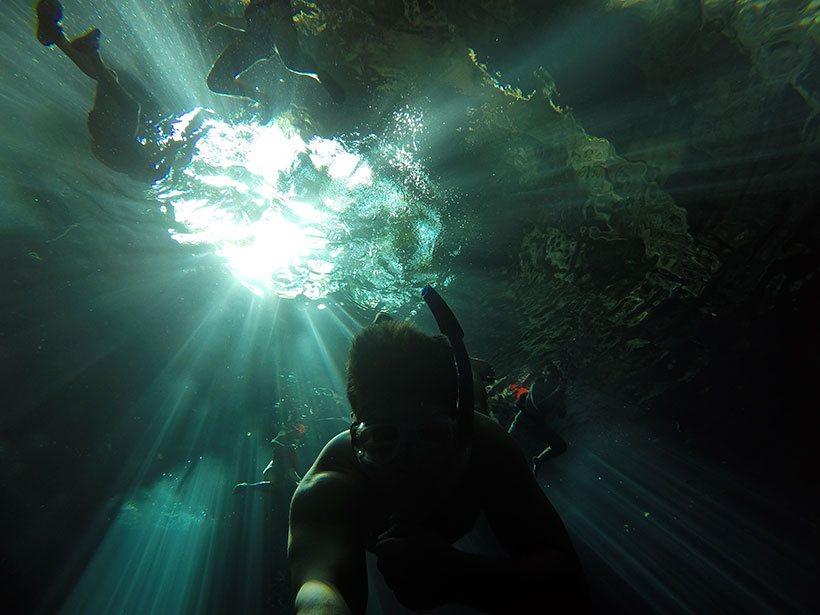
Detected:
[421,285,474,439]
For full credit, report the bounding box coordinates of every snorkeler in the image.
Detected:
[206,0,345,109]
[233,423,305,493]
[508,365,569,473]
[35,1,201,184]
[288,288,588,613]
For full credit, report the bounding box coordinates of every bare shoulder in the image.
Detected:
[471,411,526,463]
[293,430,364,508]
[469,412,576,556]
[303,430,357,472]
[468,413,534,503]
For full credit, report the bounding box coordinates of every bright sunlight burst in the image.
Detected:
[153,110,447,307]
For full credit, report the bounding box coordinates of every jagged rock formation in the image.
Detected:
[288,0,819,404]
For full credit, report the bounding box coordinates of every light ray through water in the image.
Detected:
[61,457,231,615]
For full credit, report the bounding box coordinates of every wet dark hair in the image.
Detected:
[346,320,458,420]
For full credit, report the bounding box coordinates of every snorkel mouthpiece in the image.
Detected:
[421,285,474,438]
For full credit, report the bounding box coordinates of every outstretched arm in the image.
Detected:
[289,436,368,615]
[206,14,248,32]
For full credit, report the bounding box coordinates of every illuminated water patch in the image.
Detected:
[153,110,448,308]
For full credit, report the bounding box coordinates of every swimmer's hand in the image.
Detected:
[232,481,273,494]
[374,523,460,610]
[206,14,248,32]
[232,482,251,494]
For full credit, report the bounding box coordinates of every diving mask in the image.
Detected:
[350,416,459,468]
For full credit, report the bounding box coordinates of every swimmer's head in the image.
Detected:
[346,319,458,423]
[347,320,466,497]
